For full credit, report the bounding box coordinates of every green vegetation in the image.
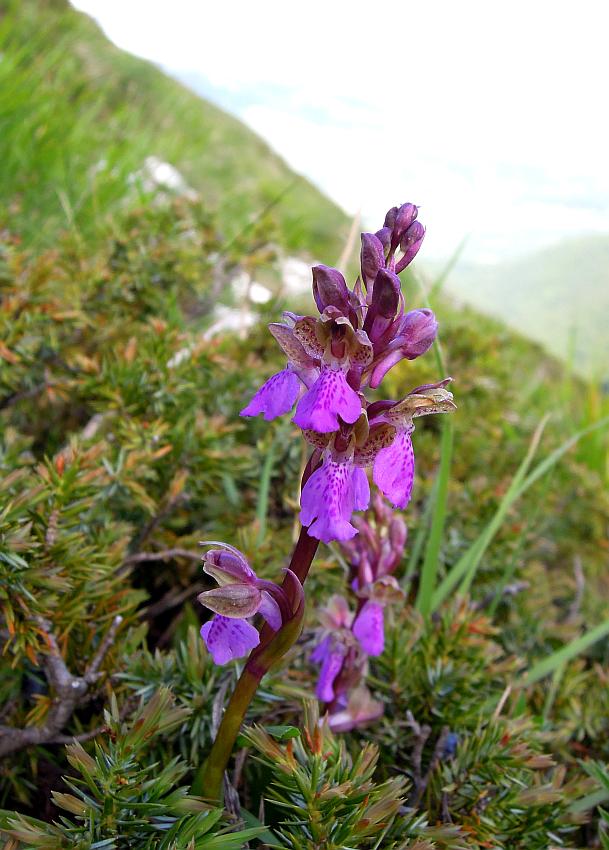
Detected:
[1,1,609,847]
[0,0,349,257]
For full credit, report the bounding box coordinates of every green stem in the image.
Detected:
[192,525,319,800]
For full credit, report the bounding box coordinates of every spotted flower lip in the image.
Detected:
[293,367,362,434]
[300,458,370,543]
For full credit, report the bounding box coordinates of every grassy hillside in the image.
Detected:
[0,0,349,257]
[445,235,609,377]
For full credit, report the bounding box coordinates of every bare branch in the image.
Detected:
[0,615,122,759]
[85,615,123,683]
[142,582,205,619]
[122,548,201,567]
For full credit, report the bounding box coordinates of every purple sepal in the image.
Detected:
[400,309,438,358]
[373,430,415,509]
[200,615,260,665]
[293,367,361,434]
[352,601,385,656]
[240,368,301,421]
[300,458,368,543]
[312,265,350,315]
[395,221,425,272]
[202,547,256,585]
[369,348,404,389]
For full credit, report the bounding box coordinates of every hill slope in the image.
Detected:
[445,235,609,377]
[0,0,349,257]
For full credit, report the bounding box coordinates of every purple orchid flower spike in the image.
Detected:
[198,201,457,800]
[197,542,297,665]
[311,595,359,702]
[241,202,453,544]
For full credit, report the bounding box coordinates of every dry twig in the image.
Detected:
[0,615,122,758]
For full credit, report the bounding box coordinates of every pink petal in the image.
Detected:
[200,616,260,665]
[300,458,358,543]
[373,430,415,509]
[352,602,385,656]
[351,467,370,512]
[369,349,404,389]
[240,369,301,421]
[313,638,347,703]
[293,367,361,433]
[258,590,282,631]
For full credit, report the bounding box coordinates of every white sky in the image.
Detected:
[71,0,609,263]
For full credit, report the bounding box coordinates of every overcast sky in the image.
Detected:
[71,0,609,263]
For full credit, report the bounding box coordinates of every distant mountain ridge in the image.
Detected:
[443,234,609,376]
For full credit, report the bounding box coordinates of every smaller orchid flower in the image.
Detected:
[352,576,405,657]
[327,686,384,733]
[197,543,297,665]
[311,595,361,703]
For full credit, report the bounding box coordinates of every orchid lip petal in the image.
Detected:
[240,368,300,421]
[373,430,415,509]
[352,601,385,657]
[200,616,260,665]
[293,367,361,434]
[300,457,362,543]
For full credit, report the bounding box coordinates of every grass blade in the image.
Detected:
[432,412,609,611]
[521,618,609,687]
[415,417,454,617]
[403,475,438,584]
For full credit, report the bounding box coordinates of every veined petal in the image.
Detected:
[200,616,260,665]
[352,601,385,656]
[240,368,301,421]
[373,430,415,509]
[300,458,358,543]
[198,584,261,619]
[258,590,282,631]
[293,367,361,433]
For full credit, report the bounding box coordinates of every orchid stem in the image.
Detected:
[192,525,319,800]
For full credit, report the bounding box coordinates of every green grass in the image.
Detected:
[0,0,349,257]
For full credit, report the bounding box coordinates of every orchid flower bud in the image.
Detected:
[395,221,425,272]
[360,232,386,291]
[401,308,438,359]
[363,269,402,343]
[311,265,350,315]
